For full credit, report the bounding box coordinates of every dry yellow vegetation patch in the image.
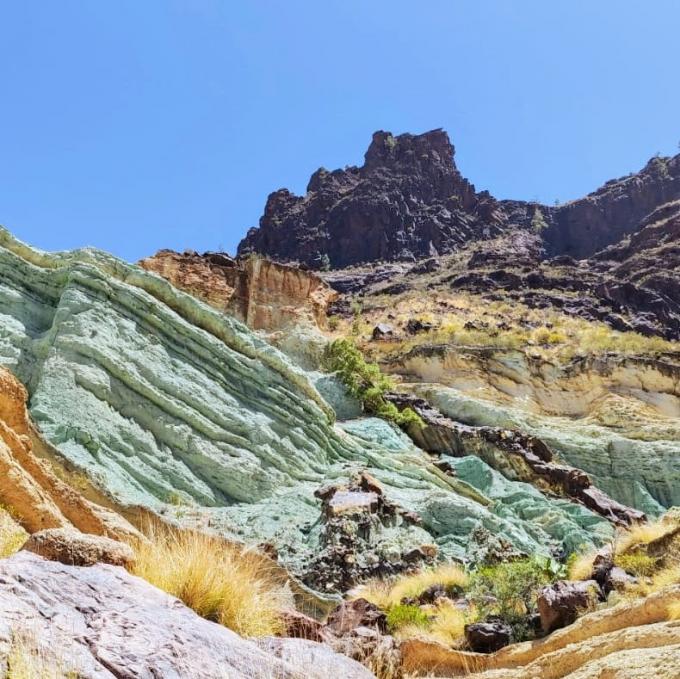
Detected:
[132,523,291,637]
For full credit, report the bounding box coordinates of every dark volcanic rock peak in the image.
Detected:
[238,129,680,269]
[238,129,507,268]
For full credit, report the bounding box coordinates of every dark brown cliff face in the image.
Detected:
[237,128,680,269]
[541,155,680,258]
[238,129,509,268]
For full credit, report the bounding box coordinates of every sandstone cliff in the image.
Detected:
[139,250,337,330]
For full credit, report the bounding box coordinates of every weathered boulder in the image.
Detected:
[0,552,371,678]
[372,323,395,341]
[537,580,600,634]
[465,621,513,653]
[326,598,387,636]
[22,528,135,568]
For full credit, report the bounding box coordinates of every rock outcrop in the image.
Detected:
[238,129,509,268]
[140,249,337,330]
[21,528,135,567]
[385,391,643,526]
[237,128,680,268]
[0,551,373,678]
[383,345,680,514]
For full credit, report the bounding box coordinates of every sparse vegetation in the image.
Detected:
[567,549,599,581]
[322,338,423,428]
[6,630,77,679]
[356,563,468,610]
[615,519,678,554]
[330,288,679,360]
[469,557,558,640]
[131,523,290,637]
[614,553,658,577]
[386,603,430,632]
[0,508,27,559]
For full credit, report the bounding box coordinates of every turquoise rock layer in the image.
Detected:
[0,228,612,575]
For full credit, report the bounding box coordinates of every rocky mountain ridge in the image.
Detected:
[238,128,680,268]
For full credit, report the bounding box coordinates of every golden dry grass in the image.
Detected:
[0,507,27,559]
[6,630,77,679]
[332,287,679,360]
[395,600,471,648]
[567,549,599,581]
[131,523,290,637]
[355,563,469,610]
[667,601,680,621]
[616,519,678,555]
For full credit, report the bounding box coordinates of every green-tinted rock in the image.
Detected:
[0,228,612,580]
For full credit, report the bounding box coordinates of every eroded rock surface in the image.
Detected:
[401,584,680,677]
[0,552,372,679]
[0,229,615,585]
[140,249,337,330]
[0,366,139,541]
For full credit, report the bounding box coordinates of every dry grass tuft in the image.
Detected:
[132,523,290,637]
[667,601,680,621]
[0,507,28,559]
[567,549,599,581]
[6,630,77,679]
[616,520,678,555]
[394,601,470,647]
[652,566,680,590]
[355,563,468,610]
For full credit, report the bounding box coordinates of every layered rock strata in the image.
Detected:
[385,344,680,513]
[0,366,138,541]
[0,228,614,584]
[385,392,643,526]
[140,249,337,330]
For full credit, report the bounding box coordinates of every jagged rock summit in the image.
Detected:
[238,129,680,268]
[238,129,507,267]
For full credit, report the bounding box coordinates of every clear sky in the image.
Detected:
[1,1,679,262]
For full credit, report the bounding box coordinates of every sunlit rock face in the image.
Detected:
[0,229,613,586]
[139,249,337,331]
[386,344,680,514]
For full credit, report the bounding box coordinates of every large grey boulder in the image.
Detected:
[0,552,374,679]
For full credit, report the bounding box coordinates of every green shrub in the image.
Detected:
[615,553,658,577]
[322,339,423,428]
[386,604,430,632]
[469,556,558,641]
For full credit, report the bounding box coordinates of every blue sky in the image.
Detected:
[1,1,679,262]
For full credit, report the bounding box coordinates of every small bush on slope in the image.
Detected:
[322,338,422,428]
[614,553,658,577]
[469,557,558,641]
[386,604,430,632]
[132,523,290,637]
[0,508,27,559]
